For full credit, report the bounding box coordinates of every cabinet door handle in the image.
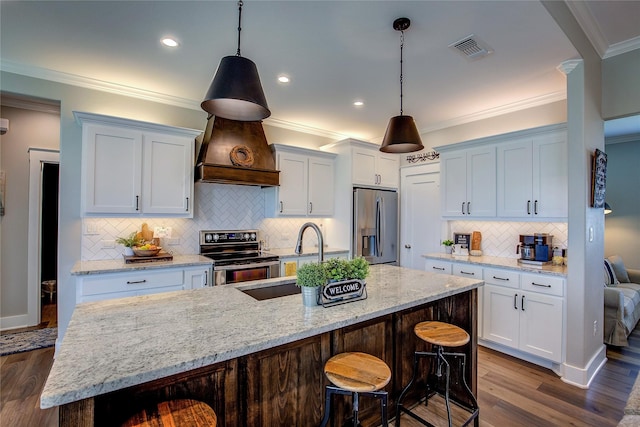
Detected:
[309,202,313,214]
[467,201,471,215]
[460,270,475,276]
[136,195,140,211]
[527,200,531,215]
[279,201,283,213]
[432,266,445,271]
[521,295,525,311]
[127,279,147,285]
[492,276,510,281]
[204,270,208,287]
[514,293,518,310]
[534,200,538,215]
[461,202,466,214]
[531,281,551,288]
[185,197,189,212]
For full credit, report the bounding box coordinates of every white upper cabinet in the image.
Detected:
[352,146,399,188]
[265,144,335,217]
[76,112,200,217]
[497,128,567,218]
[440,146,496,217]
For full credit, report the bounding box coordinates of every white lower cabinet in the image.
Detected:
[424,259,452,274]
[76,265,212,303]
[483,269,564,363]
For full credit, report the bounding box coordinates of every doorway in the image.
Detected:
[27,148,59,328]
[400,163,443,269]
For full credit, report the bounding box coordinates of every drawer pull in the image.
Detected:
[531,282,551,288]
[492,276,509,281]
[460,270,475,276]
[126,280,147,285]
[432,266,445,271]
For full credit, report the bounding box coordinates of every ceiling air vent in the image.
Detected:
[449,34,493,60]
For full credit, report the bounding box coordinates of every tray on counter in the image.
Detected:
[123,252,173,264]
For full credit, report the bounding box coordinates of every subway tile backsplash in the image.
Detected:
[81,184,568,261]
[81,183,328,260]
[448,220,568,258]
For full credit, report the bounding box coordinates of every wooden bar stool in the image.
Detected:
[396,321,479,427]
[121,399,217,427]
[320,351,392,427]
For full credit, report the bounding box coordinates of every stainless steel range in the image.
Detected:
[199,230,280,286]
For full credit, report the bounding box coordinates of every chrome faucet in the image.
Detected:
[295,222,324,263]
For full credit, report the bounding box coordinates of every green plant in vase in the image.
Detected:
[324,258,350,282]
[296,262,328,288]
[116,232,143,256]
[347,257,370,281]
[442,239,454,254]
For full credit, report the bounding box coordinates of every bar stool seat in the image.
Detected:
[320,352,391,427]
[121,399,217,427]
[396,321,479,427]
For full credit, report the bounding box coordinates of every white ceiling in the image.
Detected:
[1,1,639,142]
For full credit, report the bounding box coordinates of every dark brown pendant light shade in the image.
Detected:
[380,115,424,153]
[201,55,271,121]
[380,17,424,153]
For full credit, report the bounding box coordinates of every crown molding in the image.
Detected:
[565,1,608,58]
[605,132,640,145]
[417,91,566,135]
[1,60,201,110]
[557,59,582,75]
[2,61,568,143]
[604,35,640,59]
[262,117,350,141]
[1,92,60,114]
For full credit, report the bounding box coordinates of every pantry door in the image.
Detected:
[400,163,443,270]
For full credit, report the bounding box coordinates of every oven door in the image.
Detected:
[214,260,280,286]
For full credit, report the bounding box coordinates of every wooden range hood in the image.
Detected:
[195,116,280,187]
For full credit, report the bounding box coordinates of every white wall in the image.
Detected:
[604,140,640,269]
[0,104,59,327]
[602,49,640,120]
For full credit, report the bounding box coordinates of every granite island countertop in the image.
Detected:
[71,255,213,275]
[423,253,567,277]
[41,264,482,409]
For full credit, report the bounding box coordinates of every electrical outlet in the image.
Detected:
[102,240,115,249]
[166,238,180,246]
[84,222,99,235]
[593,320,598,336]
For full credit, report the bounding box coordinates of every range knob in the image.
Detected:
[250,233,256,240]
[243,233,250,240]
[212,234,219,241]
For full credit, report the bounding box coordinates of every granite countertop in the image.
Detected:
[71,255,213,275]
[265,247,349,258]
[423,253,567,277]
[41,264,482,408]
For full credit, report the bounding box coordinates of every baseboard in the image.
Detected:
[0,314,30,331]
[561,344,608,389]
[478,340,560,372]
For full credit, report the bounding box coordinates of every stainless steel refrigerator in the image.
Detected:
[353,188,398,265]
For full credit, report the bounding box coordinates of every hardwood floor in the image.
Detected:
[2,330,639,427]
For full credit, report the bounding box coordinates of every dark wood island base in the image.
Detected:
[60,290,476,427]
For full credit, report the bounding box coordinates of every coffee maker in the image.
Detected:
[517,233,553,264]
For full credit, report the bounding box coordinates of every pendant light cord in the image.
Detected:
[399,29,404,116]
[236,0,243,56]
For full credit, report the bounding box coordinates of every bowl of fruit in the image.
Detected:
[132,244,162,257]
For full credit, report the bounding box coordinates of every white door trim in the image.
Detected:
[27,148,59,327]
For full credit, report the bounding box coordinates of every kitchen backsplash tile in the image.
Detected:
[448,220,568,258]
[81,184,329,260]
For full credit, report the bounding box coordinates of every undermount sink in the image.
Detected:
[239,282,301,301]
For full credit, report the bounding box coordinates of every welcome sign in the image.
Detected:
[320,279,367,307]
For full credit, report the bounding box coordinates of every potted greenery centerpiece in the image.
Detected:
[324,258,350,282]
[116,232,143,256]
[296,262,328,306]
[442,239,454,254]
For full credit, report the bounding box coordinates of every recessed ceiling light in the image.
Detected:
[161,37,179,48]
[353,101,364,107]
[278,75,290,83]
